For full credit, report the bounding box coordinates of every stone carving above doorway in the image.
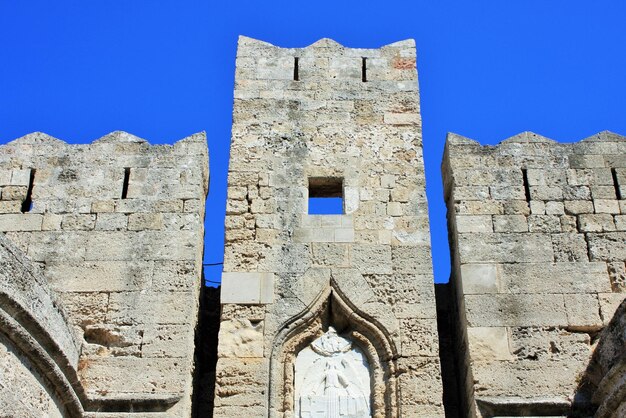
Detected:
[294,327,371,418]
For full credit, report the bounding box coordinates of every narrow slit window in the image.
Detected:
[121,168,131,199]
[522,168,531,203]
[308,177,343,214]
[612,168,623,200]
[21,169,35,213]
[361,57,367,82]
[294,57,299,81]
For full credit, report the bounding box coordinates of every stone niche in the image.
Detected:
[294,327,371,418]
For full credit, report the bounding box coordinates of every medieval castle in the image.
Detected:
[0,37,624,418]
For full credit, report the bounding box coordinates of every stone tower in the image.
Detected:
[442,131,626,417]
[215,37,444,417]
[0,131,208,417]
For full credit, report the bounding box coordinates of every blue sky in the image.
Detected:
[2,1,626,284]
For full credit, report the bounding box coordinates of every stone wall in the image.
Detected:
[215,36,443,417]
[442,131,626,417]
[0,233,82,417]
[0,131,209,416]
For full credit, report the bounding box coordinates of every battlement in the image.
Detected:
[442,130,626,416]
[0,131,209,416]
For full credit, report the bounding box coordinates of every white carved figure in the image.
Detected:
[294,327,371,418]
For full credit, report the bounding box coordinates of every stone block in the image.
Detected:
[401,318,439,357]
[598,293,626,324]
[460,263,498,294]
[46,261,153,292]
[10,169,31,186]
[61,214,96,230]
[564,293,602,328]
[217,319,264,358]
[351,244,392,274]
[465,294,568,327]
[221,272,274,304]
[500,262,611,294]
[509,326,591,362]
[551,233,589,262]
[578,214,615,232]
[95,213,128,230]
[564,200,594,215]
[594,199,620,214]
[79,357,187,397]
[107,291,196,325]
[467,327,512,361]
[457,233,554,263]
[588,232,626,261]
[142,324,194,358]
[0,214,42,231]
[528,215,561,233]
[128,213,163,230]
[455,215,493,233]
[493,215,527,232]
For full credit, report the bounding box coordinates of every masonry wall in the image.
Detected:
[0,131,208,417]
[442,131,626,417]
[215,36,443,417]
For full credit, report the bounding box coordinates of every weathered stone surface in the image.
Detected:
[215,37,442,417]
[443,131,626,417]
[0,131,208,416]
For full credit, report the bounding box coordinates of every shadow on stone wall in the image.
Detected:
[573,300,626,418]
[192,284,221,418]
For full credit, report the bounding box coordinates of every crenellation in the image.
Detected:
[443,130,626,416]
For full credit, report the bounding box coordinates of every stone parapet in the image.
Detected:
[442,130,626,417]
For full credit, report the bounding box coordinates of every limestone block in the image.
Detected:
[588,233,626,261]
[455,200,504,215]
[142,324,194,358]
[615,215,626,231]
[465,294,568,327]
[221,272,274,304]
[46,261,153,292]
[457,233,554,263]
[396,357,444,408]
[564,294,602,328]
[598,293,626,324]
[471,359,585,398]
[528,215,561,233]
[91,199,115,213]
[0,214,42,231]
[401,318,439,357]
[2,185,27,200]
[59,292,109,326]
[285,268,329,306]
[529,200,546,215]
[214,358,269,408]
[128,213,163,230]
[460,263,498,294]
[331,268,376,306]
[351,244,392,274]
[578,213,615,232]
[311,242,349,266]
[61,214,96,230]
[591,185,617,199]
[563,185,591,200]
[455,215,493,233]
[0,170,11,185]
[0,200,20,214]
[509,327,591,362]
[493,215,527,233]
[218,319,264,358]
[95,212,128,230]
[79,357,187,397]
[545,201,565,215]
[106,291,195,325]
[594,199,620,214]
[467,327,512,361]
[500,262,611,294]
[551,233,589,262]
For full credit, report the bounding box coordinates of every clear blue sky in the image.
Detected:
[2,1,626,284]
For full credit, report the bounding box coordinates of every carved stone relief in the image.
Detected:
[294,327,371,418]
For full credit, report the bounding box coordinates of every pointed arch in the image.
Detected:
[268,281,399,418]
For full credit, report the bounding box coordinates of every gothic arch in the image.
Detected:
[268,281,399,418]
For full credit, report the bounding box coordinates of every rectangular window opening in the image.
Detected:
[308,177,343,215]
[294,57,299,81]
[121,167,131,199]
[361,57,367,82]
[521,168,531,203]
[20,169,36,213]
[611,168,622,200]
